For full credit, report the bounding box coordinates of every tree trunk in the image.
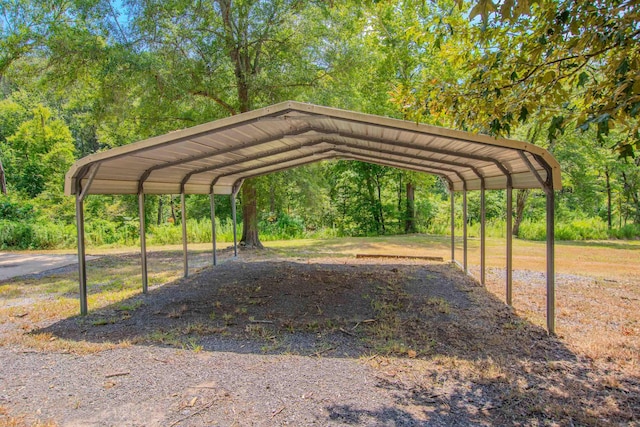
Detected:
[405,181,416,233]
[397,173,402,212]
[269,180,276,214]
[157,196,163,225]
[0,159,6,195]
[375,172,385,233]
[513,189,530,236]
[170,196,177,224]
[364,167,380,232]
[240,179,263,248]
[605,169,612,230]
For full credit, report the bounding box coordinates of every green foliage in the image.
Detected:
[0,194,35,220]
[0,220,75,249]
[518,217,610,241]
[2,104,75,197]
[610,224,640,240]
[258,213,305,241]
[402,0,640,155]
[1,0,640,251]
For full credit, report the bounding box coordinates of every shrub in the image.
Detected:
[0,197,36,221]
[147,218,238,245]
[556,218,608,240]
[258,213,305,241]
[0,220,34,249]
[32,222,76,248]
[610,224,640,239]
[0,220,75,249]
[519,217,609,241]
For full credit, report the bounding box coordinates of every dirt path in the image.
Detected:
[1,253,638,426]
[0,253,99,282]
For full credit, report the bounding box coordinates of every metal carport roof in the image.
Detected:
[65,101,561,334]
[65,101,561,196]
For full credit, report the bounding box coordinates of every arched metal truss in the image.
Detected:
[66,101,561,333]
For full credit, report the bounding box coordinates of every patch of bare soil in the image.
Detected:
[1,252,638,426]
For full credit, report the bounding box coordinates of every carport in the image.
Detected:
[65,101,561,333]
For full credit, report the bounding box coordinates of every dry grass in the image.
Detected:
[1,236,639,425]
[264,234,640,280]
[264,235,640,367]
[485,272,640,373]
[0,407,56,427]
[0,331,129,355]
[0,250,212,354]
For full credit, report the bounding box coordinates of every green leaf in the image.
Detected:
[616,58,630,76]
[547,115,565,140]
[469,0,497,24]
[577,72,589,87]
[518,105,529,122]
[541,69,555,84]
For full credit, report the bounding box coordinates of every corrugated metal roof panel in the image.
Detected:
[65,101,561,196]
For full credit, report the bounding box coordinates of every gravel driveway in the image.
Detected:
[0,252,97,281]
[1,253,637,426]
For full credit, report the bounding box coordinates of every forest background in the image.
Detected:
[1,0,639,250]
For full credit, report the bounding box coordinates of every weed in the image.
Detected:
[167,304,188,318]
[0,284,23,299]
[222,313,235,325]
[116,300,143,312]
[245,324,276,340]
[183,337,203,352]
[145,330,182,347]
[425,297,451,314]
[91,317,119,326]
[305,320,319,332]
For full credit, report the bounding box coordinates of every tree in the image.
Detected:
[3,105,75,197]
[128,0,330,248]
[397,0,640,155]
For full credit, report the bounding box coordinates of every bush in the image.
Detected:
[0,220,75,249]
[610,224,640,239]
[556,218,608,240]
[147,218,239,245]
[258,213,305,241]
[518,217,609,241]
[32,222,76,248]
[0,197,36,221]
[0,220,34,249]
[85,219,121,246]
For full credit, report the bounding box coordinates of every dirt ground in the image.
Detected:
[0,247,639,426]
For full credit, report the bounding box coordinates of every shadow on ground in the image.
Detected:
[37,256,638,426]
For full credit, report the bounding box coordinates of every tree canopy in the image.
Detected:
[1,0,639,250]
[396,0,639,154]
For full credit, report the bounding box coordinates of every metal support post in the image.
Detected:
[506,184,513,305]
[463,189,468,274]
[480,182,486,285]
[450,190,455,263]
[75,195,88,315]
[181,193,188,278]
[138,192,148,293]
[231,192,238,257]
[73,164,100,315]
[210,191,217,266]
[546,189,556,334]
